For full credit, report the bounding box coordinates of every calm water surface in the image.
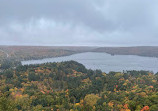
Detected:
[21,52,158,73]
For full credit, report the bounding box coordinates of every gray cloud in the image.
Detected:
[0,0,158,46]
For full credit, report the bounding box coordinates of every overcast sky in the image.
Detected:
[0,0,158,46]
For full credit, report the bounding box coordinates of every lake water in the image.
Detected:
[21,52,158,73]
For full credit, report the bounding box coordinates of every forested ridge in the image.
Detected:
[0,61,157,111]
[0,46,96,61]
[94,46,158,58]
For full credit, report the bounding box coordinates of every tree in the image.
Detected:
[84,94,100,107]
[4,70,13,79]
[28,72,40,81]
[0,96,16,111]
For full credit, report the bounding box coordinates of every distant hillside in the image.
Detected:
[0,46,96,61]
[1,45,158,61]
[93,46,158,58]
[0,46,96,69]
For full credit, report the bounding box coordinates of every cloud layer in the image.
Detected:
[0,0,158,46]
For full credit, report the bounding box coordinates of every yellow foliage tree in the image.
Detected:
[84,94,100,107]
[108,101,114,108]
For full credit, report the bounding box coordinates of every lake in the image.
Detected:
[21,52,158,73]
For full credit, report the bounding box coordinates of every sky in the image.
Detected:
[0,0,158,46]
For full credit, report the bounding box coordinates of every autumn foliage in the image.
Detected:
[0,61,158,111]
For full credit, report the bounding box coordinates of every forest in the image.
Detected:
[0,46,96,61]
[0,61,157,111]
[94,46,158,58]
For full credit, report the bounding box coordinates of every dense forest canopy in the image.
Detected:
[0,61,157,111]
